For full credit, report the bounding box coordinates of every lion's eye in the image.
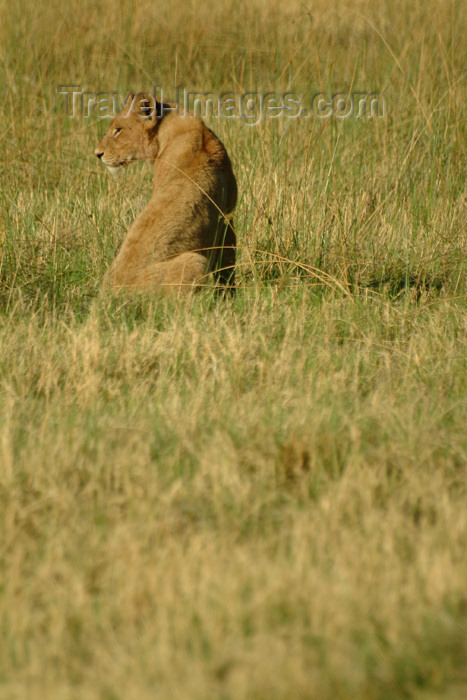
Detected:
[113,127,123,137]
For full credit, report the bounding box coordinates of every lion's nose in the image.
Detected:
[95,150,104,159]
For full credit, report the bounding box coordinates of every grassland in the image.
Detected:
[0,0,466,698]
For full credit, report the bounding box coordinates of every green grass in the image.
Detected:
[0,0,466,698]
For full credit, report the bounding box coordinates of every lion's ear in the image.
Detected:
[131,93,157,122]
[121,92,161,124]
[139,98,154,118]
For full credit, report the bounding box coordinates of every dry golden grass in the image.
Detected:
[0,0,466,698]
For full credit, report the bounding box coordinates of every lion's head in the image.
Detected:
[95,93,166,174]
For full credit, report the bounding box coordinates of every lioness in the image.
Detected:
[95,93,237,293]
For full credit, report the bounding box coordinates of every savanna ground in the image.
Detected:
[0,0,466,698]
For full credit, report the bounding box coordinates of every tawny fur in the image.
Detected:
[95,93,237,294]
